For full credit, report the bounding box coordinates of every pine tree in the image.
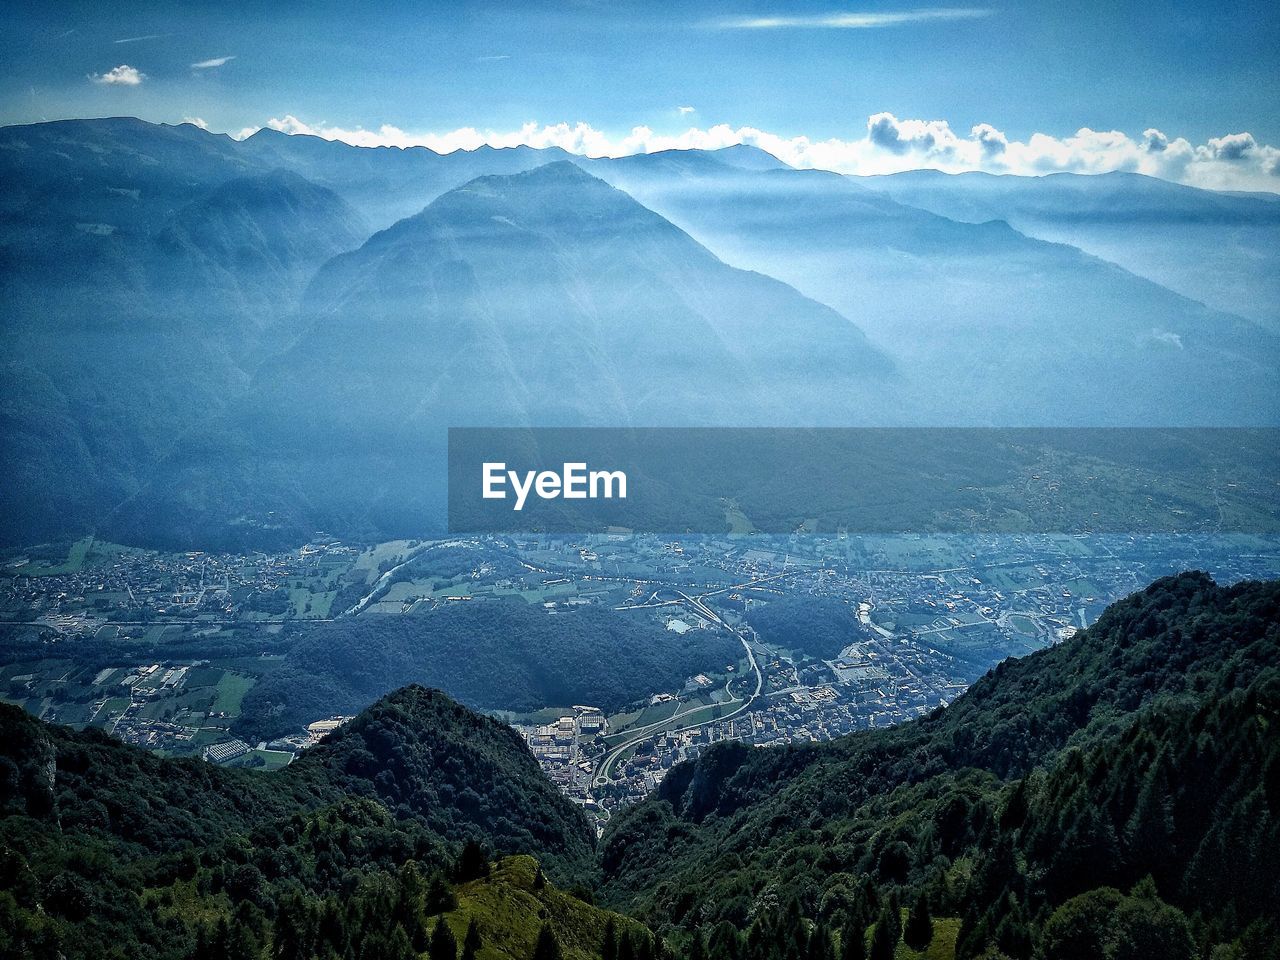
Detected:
[903,890,933,951]
[533,923,563,960]
[461,919,482,960]
[274,896,313,960]
[839,922,866,960]
[620,928,638,960]
[455,841,490,882]
[602,918,619,960]
[688,928,707,960]
[386,926,416,960]
[430,918,458,960]
[868,907,898,960]
[426,872,458,915]
[807,923,834,960]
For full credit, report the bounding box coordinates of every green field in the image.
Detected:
[212,672,255,716]
[352,540,417,582]
[893,917,959,960]
[22,536,94,576]
[1009,614,1039,636]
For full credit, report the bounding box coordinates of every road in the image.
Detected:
[593,589,763,785]
[342,541,439,616]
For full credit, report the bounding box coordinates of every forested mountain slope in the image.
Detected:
[599,572,1280,959]
[0,685,599,959]
[236,602,743,742]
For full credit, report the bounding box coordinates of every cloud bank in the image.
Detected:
[89,65,145,86]
[235,113,1280,192]
[713,8,993,29]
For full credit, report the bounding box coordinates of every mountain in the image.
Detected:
[237,126,574,230]
[860,169,1280,331]
[154,168,368,349]
[0,118,584,547]
[289,160,890,425]
[234,602,744,742]
[0,120,368,547]
[585,155,1280,425]
[112,161,892,545]
[0,684,605,959]
[597,573,1280,959]
[4,117,1280,548]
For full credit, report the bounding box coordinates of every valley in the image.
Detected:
[0,101,1277,960]
[5,532,1277,827]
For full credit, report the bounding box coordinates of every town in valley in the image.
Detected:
[4,530,1277,821]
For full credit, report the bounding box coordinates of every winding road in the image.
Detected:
[593,589,763,784]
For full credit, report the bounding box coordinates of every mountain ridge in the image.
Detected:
[597,572,1280,958]
[109,160,894,546]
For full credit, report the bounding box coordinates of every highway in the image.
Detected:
[593,588,763,785]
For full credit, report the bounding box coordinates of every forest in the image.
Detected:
[746,597,867,659]
[236,602,740,741]
[598,573,1280,959]
[2,573,1277,959]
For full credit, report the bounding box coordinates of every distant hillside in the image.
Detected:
[116,161,892,545]
[745,596,866,660]
[235,602,742,741]
[3,117,1280,548]
[587,154,1280,426]
[599,573,1280,959]
[0,684,599,958]
[863,169,1280,330]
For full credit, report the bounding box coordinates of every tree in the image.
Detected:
[533,865,546,890]
[839,922,865,960]
[455,841,490,883]
[426,871,458,915]
[691,926,711,960]
[903,890,933,951]
[395,863,429,952]
[706,923,739,960]
[430,918,458,960]
[808,922,834,960]
[532,924,562,960]
[461,919,482,960]
[602,918,619,960]
[868,907,898,960]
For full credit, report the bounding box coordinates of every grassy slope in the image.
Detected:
[444,856,647,960]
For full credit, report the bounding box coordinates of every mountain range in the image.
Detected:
[2,118,1278,546]
[857,169,1280,331]
[3,573,1277,959]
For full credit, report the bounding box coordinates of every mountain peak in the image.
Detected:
[706,143,790,170]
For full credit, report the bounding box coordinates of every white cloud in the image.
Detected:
[713,8,993,29]
[114,34,165,44]
[227,113,1280,193]
[192,55,235,69]
[183,116,208,129]
[89,65,145,86]
[678,105,697,115]
[477,54,510,62]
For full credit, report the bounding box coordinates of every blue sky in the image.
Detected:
[2,1,1278,188]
